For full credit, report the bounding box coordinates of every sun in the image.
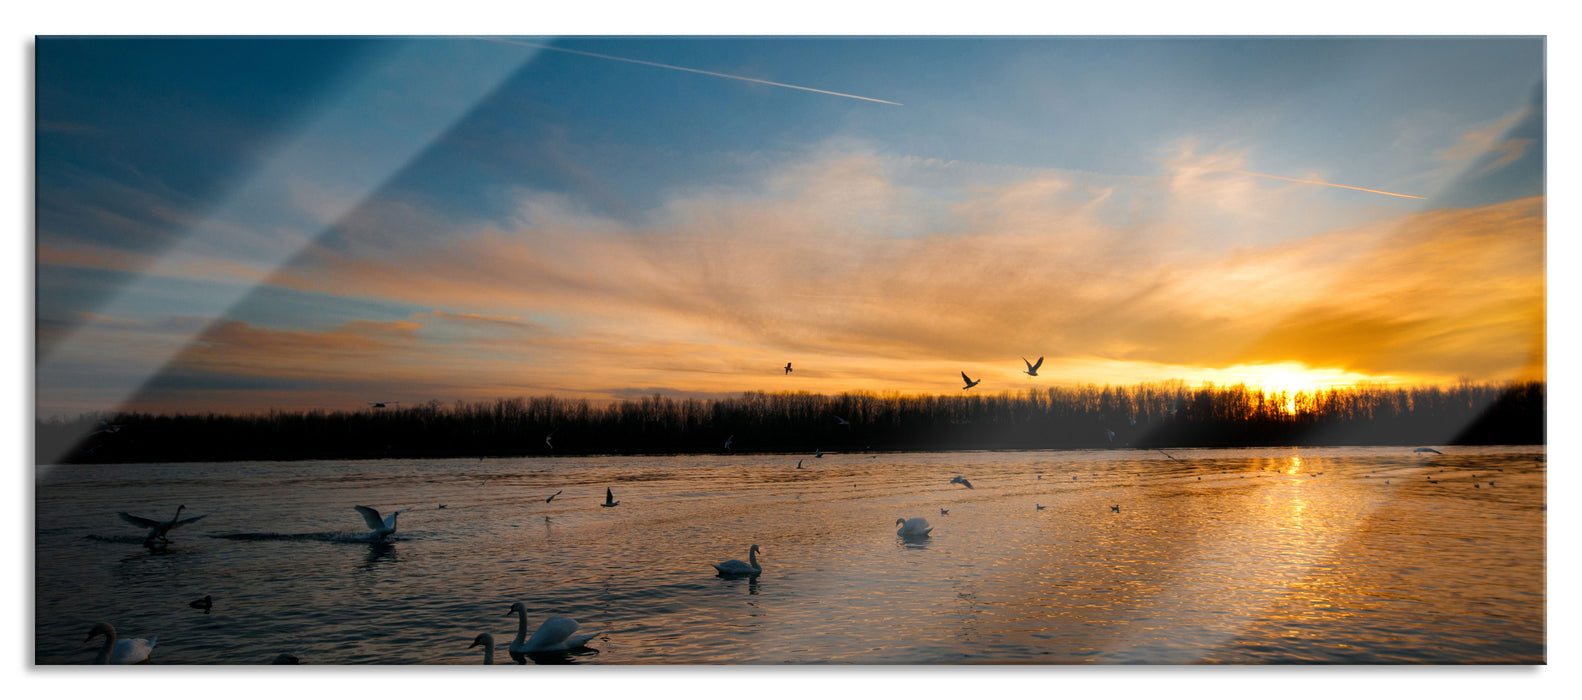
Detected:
[1190,362,1412,414]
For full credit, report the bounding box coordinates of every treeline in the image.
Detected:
[36,380,1544,464]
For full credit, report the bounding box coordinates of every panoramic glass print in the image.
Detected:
[35,36,1544,665]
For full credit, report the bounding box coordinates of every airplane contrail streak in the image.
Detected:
[1226,169,1424,199]
[476,36,903,106]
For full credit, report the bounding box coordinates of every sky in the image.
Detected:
[33,36,1546,416]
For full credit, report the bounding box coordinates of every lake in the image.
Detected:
[34,446,1545,664]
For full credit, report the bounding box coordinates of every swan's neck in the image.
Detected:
[514,608,529,644]
[483,641,494,665]
[93,628,115,665]
[748,548,758,569]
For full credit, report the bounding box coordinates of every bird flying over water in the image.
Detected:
[119,505,207,548]
[1105,429,1116,443]
[1414,447,1443,454]
[950,475,974,489]
[797,460,803,469]
[546,490,563,503]
[1036,504,1047,511]
[1023,356,1043,377]
[1158,449,1181,462]
[724,435,734,450]
[961,372,981,390]
[354,505,411,540]
[602,488,620,507]
[834,415,851,426]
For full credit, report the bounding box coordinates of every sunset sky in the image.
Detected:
[34,37,1545,416]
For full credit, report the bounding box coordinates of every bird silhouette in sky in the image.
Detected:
[785,362,793,374]
[1023,356,1043,377]
[961,372,981,390]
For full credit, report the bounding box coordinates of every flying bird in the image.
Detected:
[724,435,734,451]
[1158,449,1181,462]
[834,415,851,426]
[1105,429,1116,443]
[949,475,974,489]
[1023,356,1043,377]
[785,362,793,374]
[601,488,620,507]
[1413,447,1443,454]
[546,490,562,503]
[814,448,823,458]
[961,372,981,390]
[353,505,411,540]
[797,460,803,469]
[119,505,207,548]
[368,401,399,408]
[545,431,555,449]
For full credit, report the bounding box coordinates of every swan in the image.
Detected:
[468,633,496,664]
[1023,356,1043,377]
[189,595,212,613]
[353,505,411,540]
[505,602,600,656]
[601,488,620,507]
[896,517,932,537]
[949,475,974,489]
[712,544,762,576]
[84,623,155,664]
[960,372,981,390]
[119,504,207,547]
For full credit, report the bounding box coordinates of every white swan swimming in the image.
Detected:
[896,517,933,537]
[713,544,763,576]
[85,623,155,664]
[505,602,600,657]
[119,504,206,547]
[353,505,411,540]
[468,633,496,664]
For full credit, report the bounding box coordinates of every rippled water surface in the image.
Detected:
[35,446,1545,664]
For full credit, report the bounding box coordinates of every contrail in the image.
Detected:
[1227,168,1423,199]
[476,36,903,106]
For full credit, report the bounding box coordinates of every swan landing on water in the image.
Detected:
[354,505,411,540]
[896,517,933,538]
[85,623,155,664]
[713,544,762,577]
[118,505,207,548]
[504,602,600,660]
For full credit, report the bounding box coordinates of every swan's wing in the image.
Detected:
[524,616,581,650]
[384,508,411,528]
[1032,356,1043,371]
[170,513,208,528]
[567,632,599,649]
[118,512,159,529]
[353,505,385,530]
[111,636,155,664]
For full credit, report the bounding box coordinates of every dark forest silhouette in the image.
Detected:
[37,380,1544,464]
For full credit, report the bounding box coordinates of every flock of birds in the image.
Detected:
[89,433,1467,665]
